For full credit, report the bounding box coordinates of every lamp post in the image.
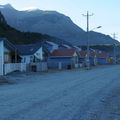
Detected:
[112,33,117,64]
[90,26,102,31]
[82,11,101,69]
[113,43,116,64]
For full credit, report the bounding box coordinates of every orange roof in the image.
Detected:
[51,49,76,57]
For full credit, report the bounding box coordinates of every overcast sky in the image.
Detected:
[0,0,120,41]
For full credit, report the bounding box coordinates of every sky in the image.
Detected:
[0,0,120,41]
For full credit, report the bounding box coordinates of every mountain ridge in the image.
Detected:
[0,11,70,45]
[0,4,119,45]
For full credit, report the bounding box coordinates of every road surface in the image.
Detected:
[0,65,120,120]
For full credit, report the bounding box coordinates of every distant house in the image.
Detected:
[43,41,73,53]
[0,38,22,75]
[44,41,59,53]
[79,50,87,64]
[79,50,97,66]
[89,50,97,65]
[96,50,109,65]
[16,43,44,64]
[48,48,78,69]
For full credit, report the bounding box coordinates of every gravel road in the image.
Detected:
[0,65,120,120]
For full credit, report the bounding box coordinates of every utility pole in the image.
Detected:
[112,33,117,40]
[112,33,117,64]
[82,11,94,69]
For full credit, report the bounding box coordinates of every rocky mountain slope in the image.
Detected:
[0,4,119,45]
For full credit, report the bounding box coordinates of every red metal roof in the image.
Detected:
[51,48,76,57]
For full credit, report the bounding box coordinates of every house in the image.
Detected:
[79,50,87,65]
[96,50,109,65]
[16,42,49,72]
[43,40,73,53]
[48,48,78,69]
[79,50,97,66]
[16,42,44,64]
[43,41,59,53]
[0,38,22,75]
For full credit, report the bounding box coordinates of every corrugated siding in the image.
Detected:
[47,57,73,69]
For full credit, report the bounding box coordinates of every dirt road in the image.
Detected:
[0,65,120,120]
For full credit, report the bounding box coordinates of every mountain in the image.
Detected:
[0,10,69,45]
[0,4,119,45]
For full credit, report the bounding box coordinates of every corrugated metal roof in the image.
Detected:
[16,42,42,55]
[51,48,76,57]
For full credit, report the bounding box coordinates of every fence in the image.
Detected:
[4,62,48,75]
[4,63,27,75]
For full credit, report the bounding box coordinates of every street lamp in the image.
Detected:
[113,43,117,64]
[86,26,102,69]
[82,11,102,69]
[90,26,102,31]
[111,33,117,64]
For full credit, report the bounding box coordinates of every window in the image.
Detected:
[36,53,40,56]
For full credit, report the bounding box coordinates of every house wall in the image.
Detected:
[89,57,95,65]
[48,57,76,69]
[97,58,108,65]
[34,47,43,61]
[79,58,85,64]
[21,55,32,64]
[29,62,48,72]
[21,47,43,64]
[4,47,11,63]
[0,40,4,75]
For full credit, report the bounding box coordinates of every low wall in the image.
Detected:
[4,63,27,75]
